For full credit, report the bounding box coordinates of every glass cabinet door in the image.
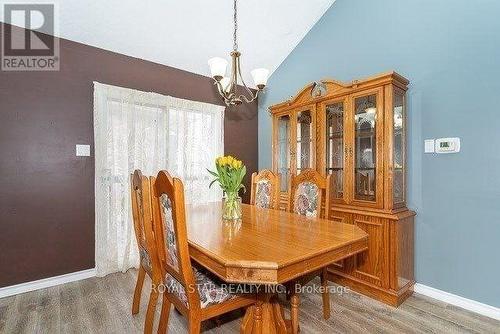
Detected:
[393,88,406,206]
[352,89,383,206]
[295,109,314,172]
[277,115,290,192]
[325,101,347,202]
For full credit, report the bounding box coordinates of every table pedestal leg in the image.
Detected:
[240,293,296,334]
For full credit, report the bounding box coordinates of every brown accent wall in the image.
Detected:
[0,23,258,288]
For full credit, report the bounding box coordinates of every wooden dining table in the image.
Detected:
[185,202,368,334]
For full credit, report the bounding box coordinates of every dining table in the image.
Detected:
[185,202,368,334]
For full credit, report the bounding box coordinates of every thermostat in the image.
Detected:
[435,138,460,154]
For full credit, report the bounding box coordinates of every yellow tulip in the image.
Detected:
[215,155,244,169]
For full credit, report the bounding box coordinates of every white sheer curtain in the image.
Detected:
[167,96,224,204]
[93,82,224,277]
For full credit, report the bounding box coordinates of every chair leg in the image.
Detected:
[132,266,146,315]
[320,268,331,320]
[157,294,171,334]
[144,289,159,334]
[188,316,201,334]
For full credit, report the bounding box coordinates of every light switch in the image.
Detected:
[424,139,435,153]
[76,144,91,157]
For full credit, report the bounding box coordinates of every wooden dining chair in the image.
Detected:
[288,168,333,321]
[250,169,280,210]
[150,170,256,334]
[130,170,163,334]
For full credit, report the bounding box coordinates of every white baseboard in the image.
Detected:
[0,268,96,299]
[414,283,500,321]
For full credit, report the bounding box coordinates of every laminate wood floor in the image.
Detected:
[1,270,498,333]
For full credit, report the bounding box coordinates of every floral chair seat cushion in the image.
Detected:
[164,265,236,309]
[255,179,272,209]
[293,181,319,217]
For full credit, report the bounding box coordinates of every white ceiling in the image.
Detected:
[34,0,334,85]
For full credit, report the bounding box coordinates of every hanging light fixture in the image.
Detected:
[208,0,269,106]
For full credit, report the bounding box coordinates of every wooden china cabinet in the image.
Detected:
[270,72,415,306]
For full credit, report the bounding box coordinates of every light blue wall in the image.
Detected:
[258,0,500,307]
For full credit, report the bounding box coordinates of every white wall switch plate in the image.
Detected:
[424,139,435,153]
[76,144,91,157]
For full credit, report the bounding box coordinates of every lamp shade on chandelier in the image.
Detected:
[208,0,269,106]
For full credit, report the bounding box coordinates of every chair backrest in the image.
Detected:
[289,168,332,219]
[250,169,280,210]
[130,170,160,280]
[150,170,201,313]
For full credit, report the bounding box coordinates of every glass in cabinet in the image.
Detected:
[351,88,383,207]
[392,87,406,206]
[295,109,314,172]
[324,100,347,202]
[276,114,290,192]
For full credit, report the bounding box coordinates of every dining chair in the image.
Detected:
[130,170,163,334]
[288,168,333,322]
[250,169,280,209]
[150,170,256,334]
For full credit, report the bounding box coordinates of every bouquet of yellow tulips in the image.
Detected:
[208,155,246,194]
[208,155,246,220]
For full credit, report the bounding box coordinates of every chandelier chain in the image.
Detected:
[233,0,238,51]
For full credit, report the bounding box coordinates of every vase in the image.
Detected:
[222,192,242,220]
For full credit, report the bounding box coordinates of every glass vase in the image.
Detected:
[222,192,242,221]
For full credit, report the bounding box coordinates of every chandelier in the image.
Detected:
[208,0,269,106]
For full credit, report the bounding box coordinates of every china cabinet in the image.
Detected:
[269,72,415,306]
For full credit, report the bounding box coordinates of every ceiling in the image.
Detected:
[31,0,335,86]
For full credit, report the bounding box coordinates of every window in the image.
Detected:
[93,82,224,276]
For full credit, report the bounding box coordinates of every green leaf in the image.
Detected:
[207,169,219,178]
[209,178,219,188]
